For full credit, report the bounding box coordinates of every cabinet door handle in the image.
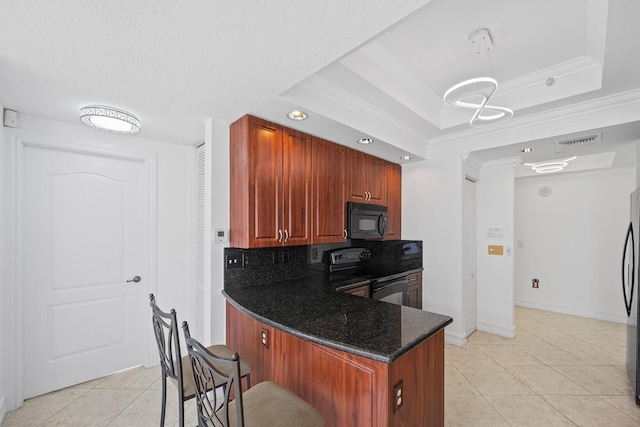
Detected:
[343,229,348,239]
[284,229,289,242]
[278,229,283,242]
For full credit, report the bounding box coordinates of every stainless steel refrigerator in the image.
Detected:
[623,188,640,405]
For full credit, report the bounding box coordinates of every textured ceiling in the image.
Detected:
[0,0,431,144]
[1,0,639,171]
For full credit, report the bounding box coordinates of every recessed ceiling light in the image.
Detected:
[357,138,374,145]
[400,155,413,160]
[521,147,534,153]
[287,110,308,121]
[80,106,140,134]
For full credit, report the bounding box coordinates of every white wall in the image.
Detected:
[1,102,8,423]
[514,168,635,322]
[476,161,516,338]
[404,94,640,347]
[206,119,230,345]
[1,114,194,411]
[403,148,466,346]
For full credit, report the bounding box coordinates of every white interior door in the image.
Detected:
[463,178,477,337]
[23,143,147,398]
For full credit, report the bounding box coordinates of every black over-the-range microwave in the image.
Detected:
[347,202,388,239]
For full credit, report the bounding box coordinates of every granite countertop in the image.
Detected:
[223,274,453,363]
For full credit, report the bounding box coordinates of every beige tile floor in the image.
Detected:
[2,306,640,426]
[446,306,640,426]
[1,365,197,427]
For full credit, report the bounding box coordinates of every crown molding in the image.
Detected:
[340,40,443,126]
[287,74,429,148]
[429,88,640,148]
[483,156,522,170]
[462,152,484,169]
[515,165,634,183]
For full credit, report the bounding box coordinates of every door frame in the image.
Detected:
[6,129,157,406]
[462,177,477,337]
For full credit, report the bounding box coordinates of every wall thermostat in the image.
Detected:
[214,229,228,243]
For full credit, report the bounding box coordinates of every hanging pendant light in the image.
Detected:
[443,29,513,127]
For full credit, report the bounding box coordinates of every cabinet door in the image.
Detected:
[282,128,311,246]
[348,150,388,205]
[312,138,348,243]
[230,115,282,248]
[367,156,387,205]
[347,149,367,202]
[407,272,422,309]
[385,162,402,240]
[252,120,282,246]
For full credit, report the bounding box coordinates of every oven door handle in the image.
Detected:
[373,278,408,292]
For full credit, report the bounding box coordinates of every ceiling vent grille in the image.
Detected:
[555,133,601,148]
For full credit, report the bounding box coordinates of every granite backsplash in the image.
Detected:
[224,240,423,291]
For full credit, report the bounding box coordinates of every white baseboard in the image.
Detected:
[477,320,516,339]
[515,299,627,324]
[445,330,467,347]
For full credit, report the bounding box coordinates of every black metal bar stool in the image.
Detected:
[149,294,252,426]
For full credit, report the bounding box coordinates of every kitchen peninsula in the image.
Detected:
[224,259,452,427]
[226,115,451,425]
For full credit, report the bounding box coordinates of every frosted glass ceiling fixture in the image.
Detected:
[443,29,513,127]
[524,156,577,174]
[80,106,140,134]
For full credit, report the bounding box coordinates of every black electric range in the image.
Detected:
[325,247,413,294]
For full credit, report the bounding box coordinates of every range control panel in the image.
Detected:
[329,247,371,265]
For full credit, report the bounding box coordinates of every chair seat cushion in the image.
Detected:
[220,381,324,427]
[171,344,252,399]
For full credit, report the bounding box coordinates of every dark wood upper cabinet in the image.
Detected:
[282,127,312,246]
[230,115,311,248]
[311,137,348,244]
[347,149,387,205]
[385,162,402,240]
[230,115,401,248]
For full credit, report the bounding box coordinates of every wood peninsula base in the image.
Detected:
[226,302,445,427]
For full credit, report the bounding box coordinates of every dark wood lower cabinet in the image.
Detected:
[407,272,423,309]
[226,302,445,427]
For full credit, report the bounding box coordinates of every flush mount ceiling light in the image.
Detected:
[287,110,308,121]
[357,138,374,145]
[80,106,140,134]
[443,29,513,127]
[524,156,577,174]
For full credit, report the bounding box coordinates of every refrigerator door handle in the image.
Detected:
[622,221,635,317]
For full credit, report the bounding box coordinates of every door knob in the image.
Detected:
[126,276,141,283]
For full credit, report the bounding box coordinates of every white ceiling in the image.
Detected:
[1,0,639,173]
